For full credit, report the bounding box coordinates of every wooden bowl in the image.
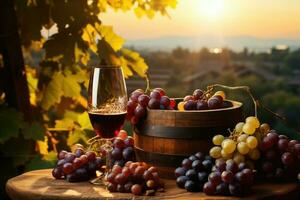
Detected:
[134,100,243,178]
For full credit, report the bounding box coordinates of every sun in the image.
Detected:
[198,0,224,19]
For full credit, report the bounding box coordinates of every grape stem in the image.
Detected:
[144,73,151,94]
[207,84,258,117]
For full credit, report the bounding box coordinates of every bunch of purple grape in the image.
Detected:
[203,159,254,196]
[126,88,176,124]
[181,89,231,110]
[174,152,213,192]
[259,130,300,181]
[107,162,164,196]
[52,146,104,182]
[110,132,135,167]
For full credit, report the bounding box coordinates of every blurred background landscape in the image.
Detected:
[1,0,300,199]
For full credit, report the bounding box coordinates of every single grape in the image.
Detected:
[175,167,187,177]
[221,171,234,183]
[260,123,270,134]
[221,149,233,159]
[160,96,170,108]
[182,158,192,169]
[278,138,289,151]
[267,132,279,144]
[226,161,238,174]
[52,168,63,179]
[184,180,198,192]
[143,170,153,180]
[212,134,224,146]
[130,116,139,125]
[148,98,160,109]
[242,168,254,184]
[248,149,260,160]
[117,130,128,140]
[203,182,216,195]
[294,143,300,155]
[63,163,74,174]
[65,153,76,163]
[111,148,122,160]
[177,101,185,111]
[150,91,161,100]
[233,153,245,164]
[214,91,226,100]
[126,100,137,114]
[112,165,122,174]
[261,136,275,150]
[73,158,83,169]
[138,94,150,107]
[183,95,194,102]
[117,184,125,193]
[221,139,236,154]
[192,160,203,172]
[75,168,89,181]
[281,152,294,165]
[242,123,256,135]
[222,101,233,108]
[193,89,204,100]
[194,152,205,160]
[237,142,249,155]
[79,155,88,165]
[246,136,258,149]
[238,163,247,171]
[57,159,66,167]
[146,179,156,189]
[131,184,142,195]
[130,91,143,102]
[86,151,96,162]
[184,100,197,110]
[176,176,189,188]
[134,105,146,118]
[237,134,248,143]
[198,172,208,183]
[235,122,245,134]
[186,169,198,181]
[209,146,222,159]
[58,150,68,160]
[202,160,213,171]
[245,116,260,128]
[208,172,221,186]
[107,172,117,183]
[189,155,198,162]
[107,182,117,192]
[113,138,125,149]
[215,159,226,172]
[122,146,134,161]
[207,97,222,109]
[288,140,299,152]
[134,166,146,176]
[115,173,127,184]
[196,100,208,110]
[124,136,134,147]
[216,182,229,195]
[147,166,158,173]
[235,172,247,185]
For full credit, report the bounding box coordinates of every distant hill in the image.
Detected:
[125,35,300,52]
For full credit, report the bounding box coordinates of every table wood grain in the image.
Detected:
[6,169,300,200]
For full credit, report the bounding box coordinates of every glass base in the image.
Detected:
[88,136,113,186]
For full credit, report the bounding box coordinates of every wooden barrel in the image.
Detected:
[134,100,243,178]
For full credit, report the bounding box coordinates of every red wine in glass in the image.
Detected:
[88,112,126,138]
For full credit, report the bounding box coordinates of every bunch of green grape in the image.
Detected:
[209,116,270,168]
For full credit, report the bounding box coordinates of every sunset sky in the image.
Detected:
[101,0,300,40]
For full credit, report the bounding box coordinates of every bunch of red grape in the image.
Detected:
[258,130,300,181]
[107,162,164,196]
[110,130,135,167]
[52,145,104,182]
[126,88,176,124]
[177,89,232,111]
[203,159,254,196]
[174,152,213,192]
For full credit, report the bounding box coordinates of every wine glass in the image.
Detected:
[87,65,127,185]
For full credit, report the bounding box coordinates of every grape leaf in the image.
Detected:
[41,72,63,110]
[23,121,45,140]
[97,24,125,51]
[77,112,93,130]
[82,24,98,54]
[0,106,24,143]
[55,118,75,130]
[67,130,88,147]
[97,39,121,65]
[61,73,81,98]
[121,48,148,78]
[36,136,49,155]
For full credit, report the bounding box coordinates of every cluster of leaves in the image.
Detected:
[0,0,177,171]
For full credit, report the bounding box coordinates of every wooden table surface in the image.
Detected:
[5,169,300,200]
